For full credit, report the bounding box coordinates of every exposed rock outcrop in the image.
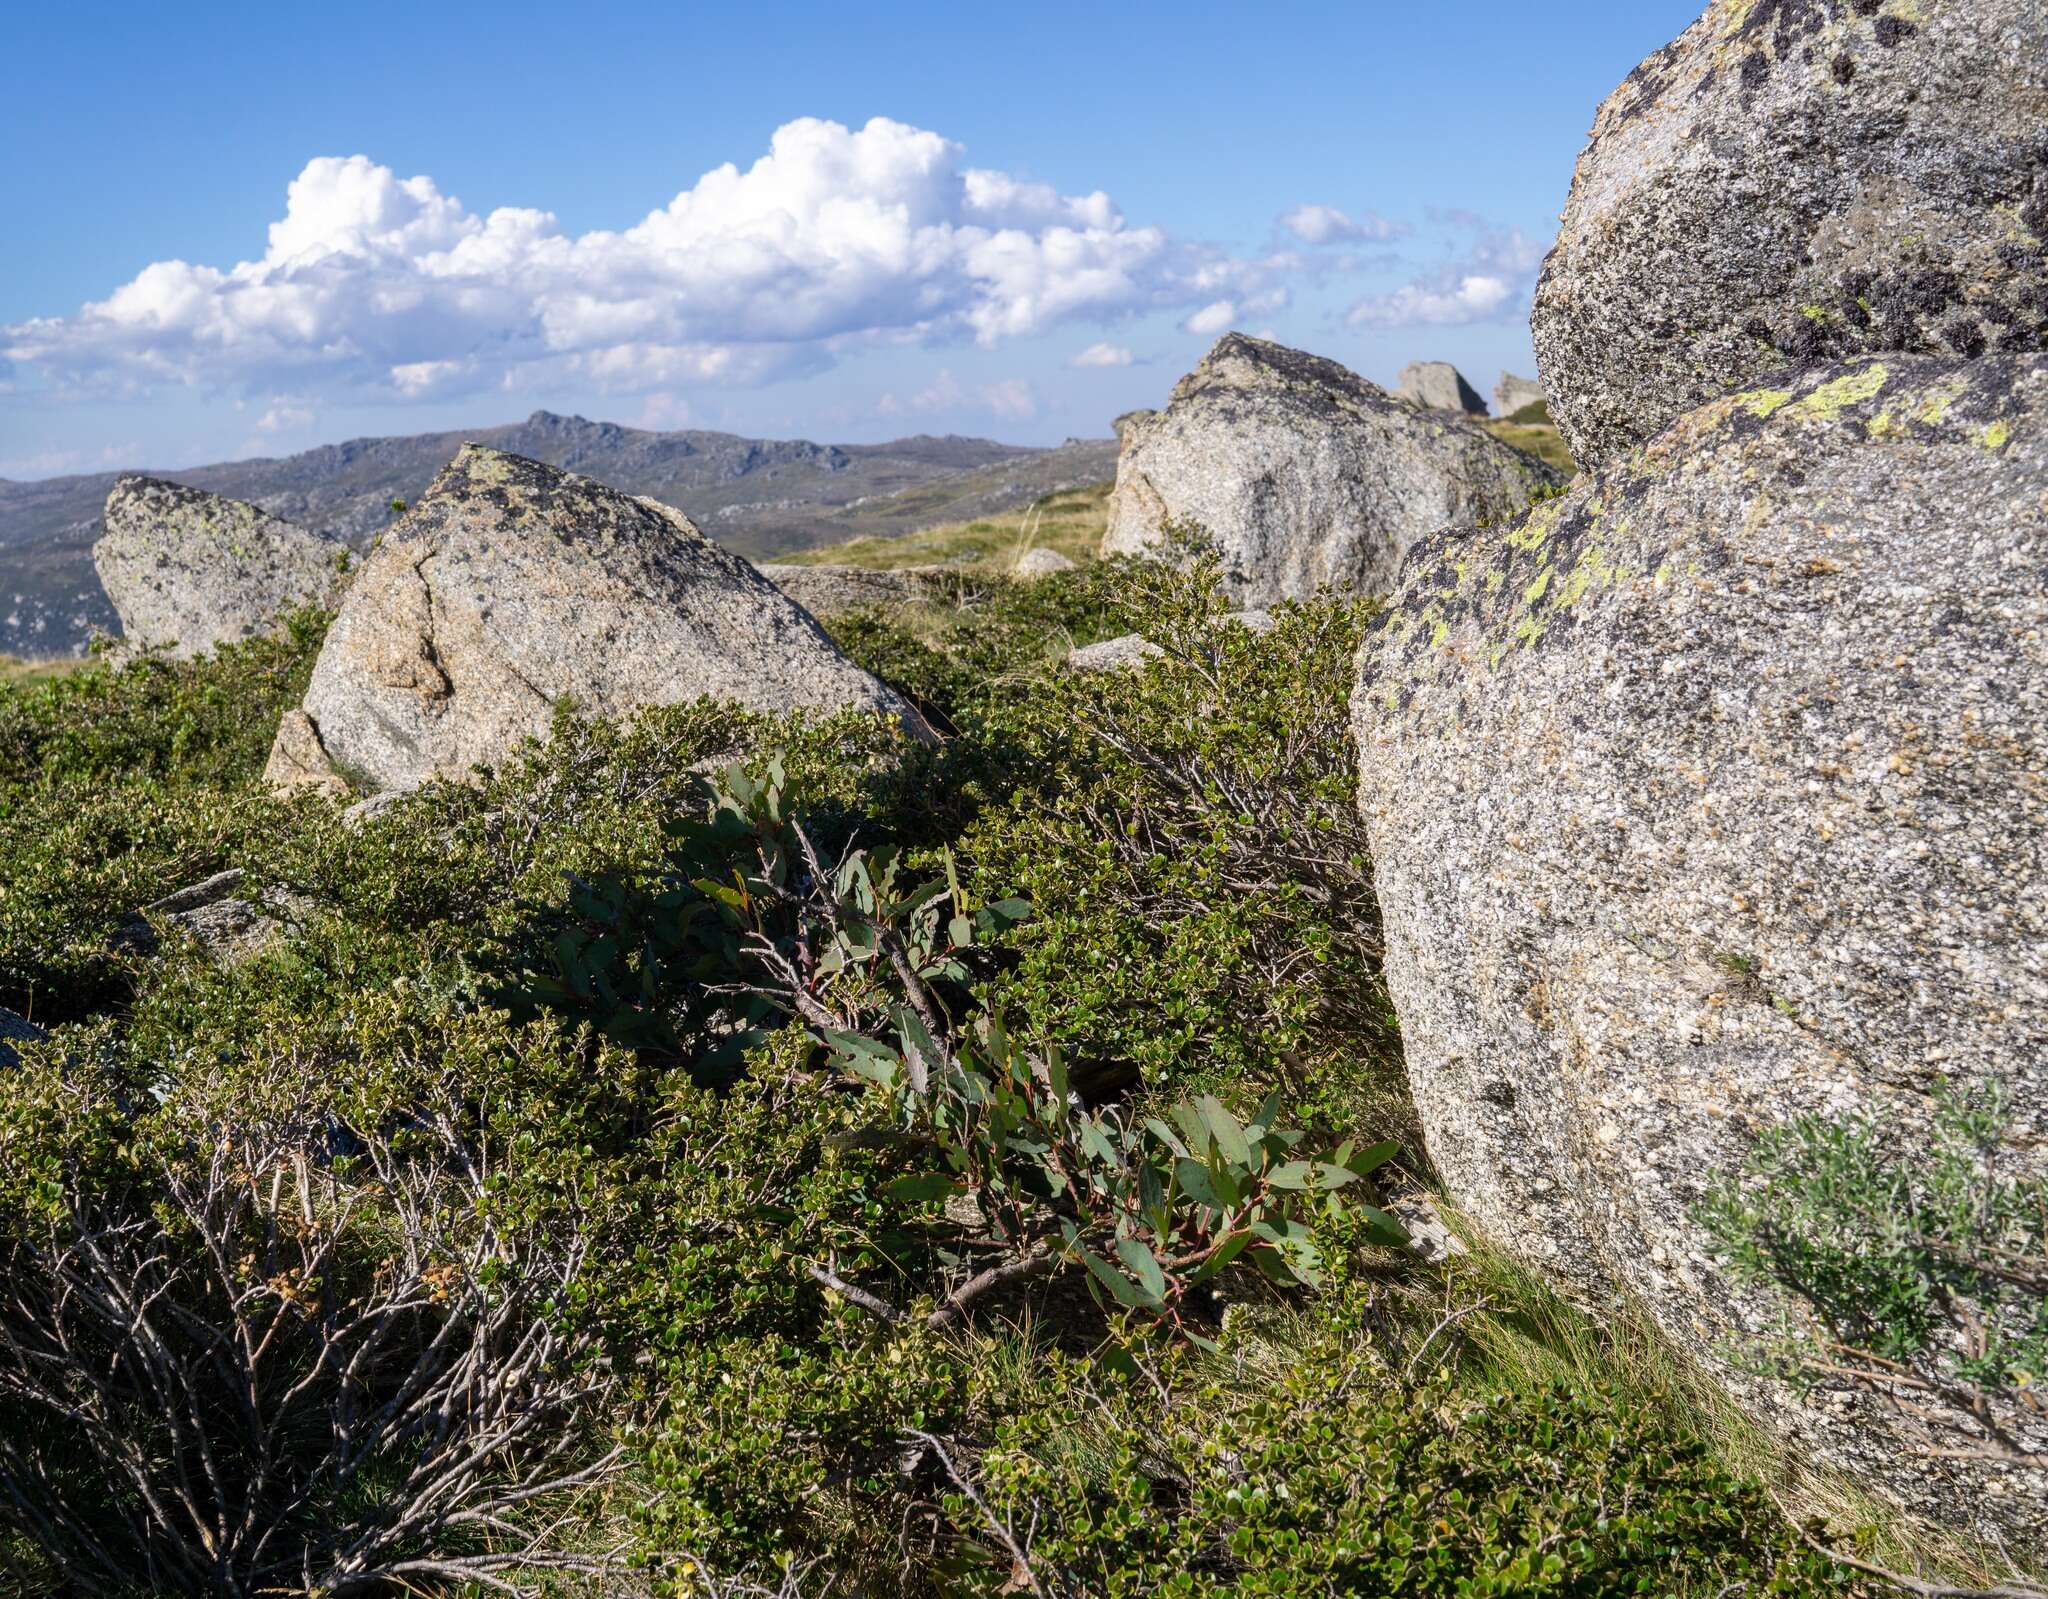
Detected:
[1493,372,1545,419]
[1065,634,1163,674]
[1395,361,1488,415]
[95,476,346,657]
[1013,547,1076,577]
[0,1008,43,1068]
[110,868,305,967]
[1352,353,2047,1537]
[1532,0,2048,469]
[1103,336,1557,605]
[756,563,947,616]
[266,446,925,795]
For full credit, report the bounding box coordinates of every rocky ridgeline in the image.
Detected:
[95,476,348,658]
[1355,0,2048,1543]
[1532,0,2048,469]
[265,446,924,795]
[1102,335,1559,606]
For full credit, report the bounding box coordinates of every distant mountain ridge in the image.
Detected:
[0,412,1118,655]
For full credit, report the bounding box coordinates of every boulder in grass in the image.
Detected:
[95,476,347,657]
[1353,352,2048,1541]
[0,1008,43,1069]
[1531,0,2048,469]
[1065,634,1163,674]
[266,446,926,795]
[1013,547,1076,577]
[1103,336,1558,606]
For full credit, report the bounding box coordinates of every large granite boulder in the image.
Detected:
[95,476,347,657]
[1493,372,1545,419]
[1395,361,1488,415]
[267,446,924,794]
[1103,336,1557,605]
[1352,353,2047,1536]
[1533,0,2048,470]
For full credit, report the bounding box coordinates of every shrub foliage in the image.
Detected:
[0,557,1858,1594]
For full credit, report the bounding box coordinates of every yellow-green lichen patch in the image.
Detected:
[1522,568,1553,607]
[1786,362,1888,420]
[1982,420,2013,451]
[1737,387,1795,420]
[1717,0,1759,36]
[1914,380,1965,426]
[1506,498,1568,552]
[1865,409,1901,440]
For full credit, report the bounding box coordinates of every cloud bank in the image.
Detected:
[3,118,1295,406]
[3,133,1550,445]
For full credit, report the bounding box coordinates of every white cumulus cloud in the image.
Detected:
[877,368,1039,421]
[1344,219,1547,329]
[256,404,314,433]
[1182,300,1236,336]
[1347,274,1512,328]
[1278,204,1408,246]
[1070,341,1133,368]
[3,119,1287,407]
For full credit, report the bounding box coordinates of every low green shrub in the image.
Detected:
[1701,1084,2046,1474]
[0,609,325,787]
[0,555,1869,1594]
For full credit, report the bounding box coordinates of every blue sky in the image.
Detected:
[0,0,1700,477]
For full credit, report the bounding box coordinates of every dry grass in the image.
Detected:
[0,654,85,687]
[772,482,1111,574]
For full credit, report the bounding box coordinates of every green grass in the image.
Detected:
[1482,417,1577,475]
[773,481,1111,572]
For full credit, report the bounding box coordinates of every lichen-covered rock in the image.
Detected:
[1533,0,2048,470]
[1103,336,1557,605]
[267,446,924,794]
[1013,547,1076,577]
[1111,409,1156,443]
[1352,353,2047,1536]
[95,476,347,657]
[1493,372,1545,419]
[110,868,305,966]
[1065,634,1162,674]
[0,1007,42,1068]
[756,563,948,616]
[1395,361,1487,415]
